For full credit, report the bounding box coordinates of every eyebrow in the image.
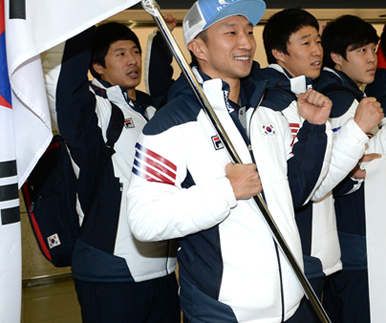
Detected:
[222,21,253,28]
[299,33,311,40]
[113,45,139,52]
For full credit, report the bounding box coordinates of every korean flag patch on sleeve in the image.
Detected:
[262,124,276,135]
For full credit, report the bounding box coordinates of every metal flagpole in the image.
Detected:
[141,1,331,322]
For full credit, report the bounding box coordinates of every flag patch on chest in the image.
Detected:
[211,135,224,150]
[261,124,276,135]
[124,118,135,129]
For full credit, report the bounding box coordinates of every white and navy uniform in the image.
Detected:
[260,65,368,290]
[128,64,332,323]
[145,32,366,292]
[316,67,386,271]
[43,27,179,322]
[315,67,386,323]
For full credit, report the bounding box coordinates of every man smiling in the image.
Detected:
[143,7,383,321]
[128,1,335,322]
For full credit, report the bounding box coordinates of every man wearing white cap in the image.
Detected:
[128,0,333,321]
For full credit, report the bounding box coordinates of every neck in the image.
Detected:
[276,62,295,78]
[126,88,136,101]
[227,79,241,104]
[199,64,241,104]
[334,65,362,89]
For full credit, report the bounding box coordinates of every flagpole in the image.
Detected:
[141,1,331,323]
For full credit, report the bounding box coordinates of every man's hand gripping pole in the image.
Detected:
[141,1,331,322]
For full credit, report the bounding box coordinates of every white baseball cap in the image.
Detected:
[183,0,266,47]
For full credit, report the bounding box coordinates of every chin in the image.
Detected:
[309,70,321,80]
[126,81,141,89]
[238,71,252,79]
[359,78,373,86]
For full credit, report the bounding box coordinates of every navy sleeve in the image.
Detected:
[147,31,175,109]
[327,90,358,119]
[56,27,99,154]
[288,121,327,209]
[56,27,107,212]
[263,88,297,112]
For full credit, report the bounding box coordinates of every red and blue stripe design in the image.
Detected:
[133,142,177,185]
[0,1,12,110]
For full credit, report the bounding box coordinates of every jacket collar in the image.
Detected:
[91,79,151,119]
[265,64,313,95]
[170,64,266,110]
[317,67,364,99]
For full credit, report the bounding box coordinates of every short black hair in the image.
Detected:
[90,22,142,79]
[263,8,319,64]
[322,15,379,68]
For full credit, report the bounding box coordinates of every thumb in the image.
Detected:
[298,89,312,102]
[361,153,382,162]
[298,92,307,103]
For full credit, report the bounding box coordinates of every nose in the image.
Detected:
[238,32,255,51]
[311,42,322,56]
[126,52,136,66]
[368,50,377,63]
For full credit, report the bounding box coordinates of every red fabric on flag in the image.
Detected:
[377,24,386,69]
[377,43,386,69]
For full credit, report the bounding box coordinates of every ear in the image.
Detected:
[271,48,286,64]
[188,38,207,62]
[331,52,343,67]
[92,62,104,75]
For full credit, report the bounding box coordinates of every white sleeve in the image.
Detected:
[365,122,386,155]
[127,126,236,242]
[312,118,368,201]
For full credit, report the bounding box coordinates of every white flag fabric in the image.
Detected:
[1,0,141,322]
[1,2,22,322]
[363,157,386,323]
[5,0,141,187]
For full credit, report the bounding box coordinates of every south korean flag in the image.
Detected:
[262,124,276,135]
